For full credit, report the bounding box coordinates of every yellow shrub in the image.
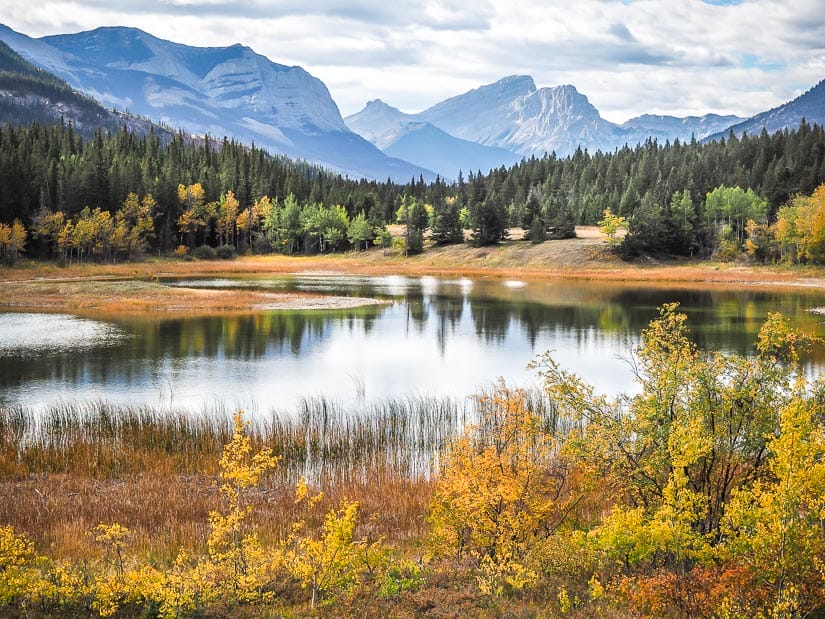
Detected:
[0,525,47,607]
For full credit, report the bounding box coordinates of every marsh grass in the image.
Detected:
[273,393,473,484]
[0,401,234,476]
[0,388,562,558]
[1,387,562,479]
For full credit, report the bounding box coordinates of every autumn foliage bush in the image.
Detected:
[1,307,825,617]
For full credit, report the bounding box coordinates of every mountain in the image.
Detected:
[383,123,521,180]
[345,99,521,179]
[0,39,166,137]
[0,24,433,182]
[619,113,744,145]
[709,79,825,140]
[417,75,537,145]
[414,76,748,157]
[345,99,415,149]
[415,77,617,156]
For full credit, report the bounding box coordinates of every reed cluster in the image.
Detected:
[0,388,560,560]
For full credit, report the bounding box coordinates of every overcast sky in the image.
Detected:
[1,0,823,122]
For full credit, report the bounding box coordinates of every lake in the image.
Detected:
[2,274,825,415]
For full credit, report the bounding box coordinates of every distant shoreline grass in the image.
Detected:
[3,229,825,315]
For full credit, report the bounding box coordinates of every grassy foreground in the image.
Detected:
[0,391,564,618]
[3,237,825,616]
[2,308,825,617]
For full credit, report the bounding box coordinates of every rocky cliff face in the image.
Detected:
[502,84,620,156]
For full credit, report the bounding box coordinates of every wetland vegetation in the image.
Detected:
[2,267,825,616]
[1,307,824,617]
[2,113,825,617]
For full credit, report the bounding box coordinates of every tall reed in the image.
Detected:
[1,387,561,480]
[0,387,566,557]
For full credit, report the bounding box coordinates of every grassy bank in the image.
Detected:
[3,227,825,315]
[0,389,560,557]
[0,392,568,617]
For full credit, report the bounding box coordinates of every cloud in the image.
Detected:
[14,0,492,30]
[609,23,636,42]
[0,0,822,122]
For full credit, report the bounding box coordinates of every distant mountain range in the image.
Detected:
[0,24,432,182]
[346,75,746,174]
[0,23,821,182]
[345,99,522,178]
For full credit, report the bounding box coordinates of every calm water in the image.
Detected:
[3,274,825,415]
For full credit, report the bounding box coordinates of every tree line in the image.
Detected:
[0,121,435,257]
[466,120,825,251]
[0,118,824,262]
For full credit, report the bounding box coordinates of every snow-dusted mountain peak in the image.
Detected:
[345,99,415,148]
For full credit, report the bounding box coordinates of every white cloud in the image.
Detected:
[0,0,822,122]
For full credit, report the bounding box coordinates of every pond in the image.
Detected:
[2,274,825,415]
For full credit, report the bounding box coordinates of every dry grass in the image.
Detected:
[3,227,825,317]
[0,393,524,559]
[0,471,434,562]
[1,388,563,562]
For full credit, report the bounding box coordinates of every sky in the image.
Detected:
[1,0,823,123]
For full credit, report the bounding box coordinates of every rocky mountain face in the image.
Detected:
[348,75,747,166]
[709,79,825,140]
[414,76,746,155]
[413,76,620,156]
[0,24,433,181]
[499,84,621,155]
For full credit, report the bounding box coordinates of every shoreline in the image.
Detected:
[0,278,388,315]
[3,230,825,314]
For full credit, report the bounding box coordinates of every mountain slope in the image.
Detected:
[345,99,521,178]
[345,99,416,149]
[710,79,825,139]
[383,123,521,179]
[0,38,164,137]
[0,24,433,181]
[416,76,620,156]
[417,75,538,146]
[410,75,745,158]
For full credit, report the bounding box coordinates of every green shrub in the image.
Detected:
[192,245,217,260]
[215,244,236,260]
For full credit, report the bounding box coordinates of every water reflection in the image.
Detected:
[3,276,825,413]
[0,313,126,355]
